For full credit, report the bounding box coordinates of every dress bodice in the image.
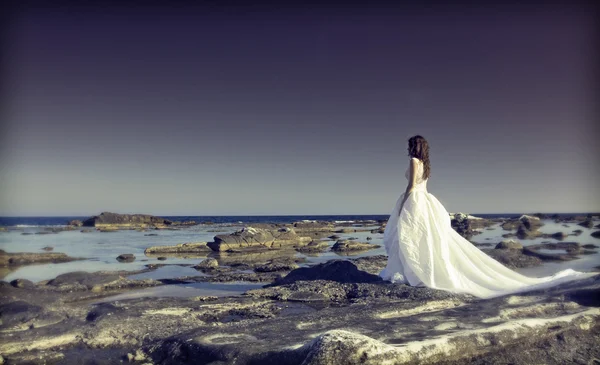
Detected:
[405,157,428,192]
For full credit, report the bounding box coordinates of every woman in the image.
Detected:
[379,135,595,299]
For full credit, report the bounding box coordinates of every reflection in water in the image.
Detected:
[93,281,264,303]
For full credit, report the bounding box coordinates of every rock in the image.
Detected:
[47,271,120,290]
[336,228,359,233]
[451,213,473,237]
[591,231,600,239]
[208,226,311,252]
[292,221,334,231]
[68,219,83,227]
[82,211,173,229]
[519,214,543,230]
[578,217,594,228]
[86,303,120,322]
[10,279,35,289]
[80,229,94,233]
[145,233,159,236]
[516,224,542,239]
[495,239,523,250]
[0,251,80,267]
[273,260,383,285]
[191,296,218,301]
[328,235,341,239]
[157,257,167,261]
[483,248,542,269]
[144,242,211,254]
[582,244,599,249]
[195,258,219,270]
[254,261,299,273]
[366,236,372,240]
[296,240,329,253]
[521,241,583,262]
[41,246,54,251]
[572,229,583,236]
[331,240,380,252]
[549,231,567,240]
[0,300,43,329]
[116,254,136,262]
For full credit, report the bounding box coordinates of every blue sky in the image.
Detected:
[1,3,598,216]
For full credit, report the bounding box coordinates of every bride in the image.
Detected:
[379,135,596,299]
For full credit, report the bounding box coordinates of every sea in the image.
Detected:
[1,214,598,299]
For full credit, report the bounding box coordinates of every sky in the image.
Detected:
[1,2,598,216]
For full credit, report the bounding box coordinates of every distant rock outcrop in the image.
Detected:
[82,212,173,229]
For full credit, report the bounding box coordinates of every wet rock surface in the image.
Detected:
[144,242,212,254]
[331,240,380,252]
[1,216,600,364]
[0,257,598,365]
[0,250,82,267]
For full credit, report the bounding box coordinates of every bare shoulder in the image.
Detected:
[410,157,421,164]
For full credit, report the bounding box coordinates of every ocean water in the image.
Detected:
[1,215,598,298]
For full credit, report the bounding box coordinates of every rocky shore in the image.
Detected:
[1,213,599,364]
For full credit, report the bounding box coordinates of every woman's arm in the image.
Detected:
[399,158,418,214]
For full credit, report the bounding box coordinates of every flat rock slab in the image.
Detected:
[0,251,81,267]
[209,227,311,252]
[143,276,600,365]
[144,242,211,254]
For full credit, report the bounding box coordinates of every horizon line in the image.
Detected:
[1,211,599,218]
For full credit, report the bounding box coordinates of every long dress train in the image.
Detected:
[379,157,596,299]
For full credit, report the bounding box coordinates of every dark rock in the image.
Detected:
[495,239,523,250]
[0,301,43,329]
[82,212,173,229]
[157,257,167,261]
[572,229,583,236]
[80,229,94,233]
[591,231,600,239]
[195,258,219,270]
[516,224,542,239]
[582,244,599,249]
[273,260,383,286]
[578,218,594,229]
[68,220,83,227]
[451,213,471,236]
[47,271,119,289]
[10,279,35,289]
[116,254,136,263]
[547,232,567,240]
[296,240,329,253]
[254,261,299,273]
[331,240,380,252]
[86,303,121,322]
[145,233,159,236]
[41,246,54,251]
[483,248,542,269]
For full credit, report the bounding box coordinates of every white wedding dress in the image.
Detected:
[379,157,596,299]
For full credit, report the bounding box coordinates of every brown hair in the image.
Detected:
[407,135,431,180]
